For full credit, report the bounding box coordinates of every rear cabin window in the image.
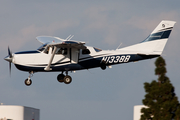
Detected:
[56,48,67,55]
[82,49,90,54]
[93,47,102,52]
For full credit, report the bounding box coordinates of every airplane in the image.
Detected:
[4,20,176,86]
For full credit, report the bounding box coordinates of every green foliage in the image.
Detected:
[155,56,167,76]
[140,57,180,120]
[175,106,180,120]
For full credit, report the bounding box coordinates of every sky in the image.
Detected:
[0,0,180,120]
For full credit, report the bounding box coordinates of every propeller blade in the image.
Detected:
[7,46,13,76]
[9,62,11,76]
[8,46,12,58]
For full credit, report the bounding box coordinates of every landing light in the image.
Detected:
[108,66,112,68]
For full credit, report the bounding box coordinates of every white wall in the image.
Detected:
[133,105,147,120]
[0,105,39,120]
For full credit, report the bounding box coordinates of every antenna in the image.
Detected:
[65,35,72,40]
[68,35,74,40]
[65,35,74,41]
[116,43,122,50]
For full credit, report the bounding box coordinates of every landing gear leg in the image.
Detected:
[25,71,33,86]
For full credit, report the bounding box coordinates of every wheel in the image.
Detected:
[100,65,106,70]
[57,74,65,83]
[25,78,32,86]
[64,75,72,84]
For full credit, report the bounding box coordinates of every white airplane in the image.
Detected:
[4,20,176,86]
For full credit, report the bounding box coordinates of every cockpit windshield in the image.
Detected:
[37,44,47,52]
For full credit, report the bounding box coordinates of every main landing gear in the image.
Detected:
[57,71,72,84]
[25,71,33,86]
[24,71,72,86]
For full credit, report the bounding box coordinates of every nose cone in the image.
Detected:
[4,55,13,62]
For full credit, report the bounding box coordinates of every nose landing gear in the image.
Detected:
[24,71,33,86]
[57,71,72,84]
[25,78,32,86]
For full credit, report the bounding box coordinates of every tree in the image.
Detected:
[140,56,180,120]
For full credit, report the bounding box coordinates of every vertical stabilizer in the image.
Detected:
[142,20,176,43]
[151,20,176,34]
[119,20,176,55]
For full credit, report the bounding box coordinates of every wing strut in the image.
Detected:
[44,46,57,71]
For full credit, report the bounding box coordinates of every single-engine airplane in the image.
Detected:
[4,20,176,86]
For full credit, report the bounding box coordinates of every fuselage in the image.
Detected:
[10,45,158,72]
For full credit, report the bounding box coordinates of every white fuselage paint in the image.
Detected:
[12,40,162,72]
[12,46,132,68]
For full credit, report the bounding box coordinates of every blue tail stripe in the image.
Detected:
[142,30,172,43]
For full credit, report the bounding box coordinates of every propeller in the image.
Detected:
[8,46,12,58]
[4,46,13,75]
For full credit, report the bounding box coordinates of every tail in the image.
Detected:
[120,20,176,55]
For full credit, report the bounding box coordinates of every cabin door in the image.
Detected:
[71,48,79,63]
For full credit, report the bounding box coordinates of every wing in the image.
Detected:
[36,36,86,71]
[36,36,86,49]
[36,36,64,44]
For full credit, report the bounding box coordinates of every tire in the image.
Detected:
[100,65,106,70]
[25,79,32,86]
[57,74,65,83]
[64,75,72,84]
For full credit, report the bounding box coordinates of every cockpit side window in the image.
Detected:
[44,47,50,54]
[82,49,90,54]
[56,48,68,55]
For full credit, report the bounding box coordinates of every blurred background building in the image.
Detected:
[0,104,40,120]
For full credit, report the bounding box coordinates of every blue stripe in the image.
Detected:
[142,30,172,43]
[15,51,40,54]
[64,41,78,44]
[78,54,159,69]
[14,54,159,72]
[15,63,83,72]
